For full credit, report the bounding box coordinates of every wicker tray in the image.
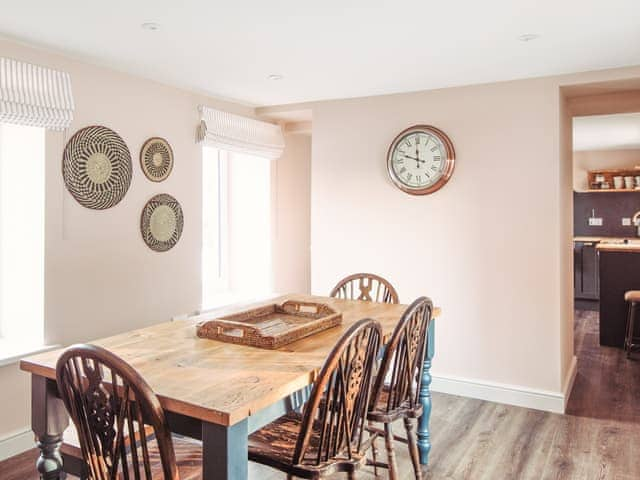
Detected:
[195,300,342,349]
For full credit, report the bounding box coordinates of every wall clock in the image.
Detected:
[386,125,455,195]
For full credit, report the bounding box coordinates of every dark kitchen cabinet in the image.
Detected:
[574,241,599,300]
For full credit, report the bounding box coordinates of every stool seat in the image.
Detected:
[625,291,640,302]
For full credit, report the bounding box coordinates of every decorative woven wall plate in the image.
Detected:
[140,137,173,182]
[62,125,132,209]
[141,194,184,252]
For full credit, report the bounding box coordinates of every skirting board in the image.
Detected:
[0,428,34,462]
[431,356,578,414]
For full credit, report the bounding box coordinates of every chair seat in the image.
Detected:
[626,290,640,302]
[248,411,364,478]
[62,433,203,479]
[248,411,303,470]
[368,387,423,422]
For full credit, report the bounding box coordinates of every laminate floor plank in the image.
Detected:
[482,407,556,480]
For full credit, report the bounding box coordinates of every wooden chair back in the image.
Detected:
[56,344,179,480]
[371,297,433,414]
[330,273,399,304]
[293,318,382,467]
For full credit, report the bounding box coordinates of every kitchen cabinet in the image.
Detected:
[574,241,599,300]
[598,248,640,346]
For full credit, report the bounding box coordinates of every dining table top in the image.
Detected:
[20,293,441,427]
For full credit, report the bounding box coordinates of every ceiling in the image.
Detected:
[574,113,640,151]
[1,1,640,106]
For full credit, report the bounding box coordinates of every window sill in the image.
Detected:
[0,340,60,368]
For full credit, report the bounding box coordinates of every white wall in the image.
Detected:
[0,37,310,453]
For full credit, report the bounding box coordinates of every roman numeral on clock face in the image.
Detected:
[433,155,441,161]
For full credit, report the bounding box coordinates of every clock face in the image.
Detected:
[387,125,455,195]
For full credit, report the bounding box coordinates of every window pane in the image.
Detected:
[0,123,45,343]
[201,147,273,310]
[227,152,272,298]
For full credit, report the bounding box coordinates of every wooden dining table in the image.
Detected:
[20,293,440,480]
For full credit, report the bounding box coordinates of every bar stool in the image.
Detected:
[624,290,640,358]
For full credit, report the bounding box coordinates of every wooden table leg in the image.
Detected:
[202,418,248,480]
[418,319,435,465]
[31,375,69,479]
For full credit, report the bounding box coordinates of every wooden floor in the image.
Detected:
[2,310,638,479]
[566,309,640,423]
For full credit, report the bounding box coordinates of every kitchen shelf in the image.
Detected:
[588,167,640,190]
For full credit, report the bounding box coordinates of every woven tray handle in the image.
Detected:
[197,319,261,336]
[281,301,325,315]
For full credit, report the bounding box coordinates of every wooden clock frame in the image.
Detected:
[386,125,456,195]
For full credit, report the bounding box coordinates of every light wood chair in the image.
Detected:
[366,297,433,480]
[248,318,382,479]
[56,344,202,480]
[330,273,399,304]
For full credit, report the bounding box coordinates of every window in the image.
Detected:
[202,147,273,309]
[0,123,45,350]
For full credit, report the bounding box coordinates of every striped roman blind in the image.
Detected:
[196,105,284,159]
[0,57,75,130]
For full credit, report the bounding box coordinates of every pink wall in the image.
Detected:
[273,133,311,294]
[311,78,564,395]
[309,65,640,410]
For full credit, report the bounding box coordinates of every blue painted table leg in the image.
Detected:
[418,319,435,465]
[202,418,248,480]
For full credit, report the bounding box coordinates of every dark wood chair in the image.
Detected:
[248,318,383,479]
[330,273,399,304]
[366,296,433,480]
[56,344,202,480]
[625,290,640,358]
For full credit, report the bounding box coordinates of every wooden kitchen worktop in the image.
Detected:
[574,236,638,243]
[574,236,608,242]
[596,243,640,253]
[574,236,640,252]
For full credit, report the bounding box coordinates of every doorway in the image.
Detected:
[563,87,640,421]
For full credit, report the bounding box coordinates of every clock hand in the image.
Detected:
[402,154,426,163]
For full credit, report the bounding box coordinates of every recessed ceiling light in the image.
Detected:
[268,74,284,81]
[518,33,540,42]
[141,22,160,31]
